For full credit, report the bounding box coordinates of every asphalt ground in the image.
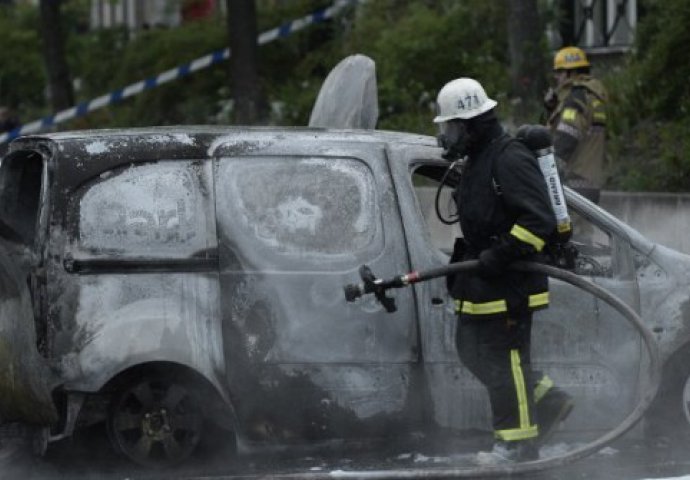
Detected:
[2,425,690,480]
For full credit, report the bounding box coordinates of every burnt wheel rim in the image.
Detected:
[109,379,203,468]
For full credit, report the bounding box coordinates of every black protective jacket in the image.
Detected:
[450,122,556,319]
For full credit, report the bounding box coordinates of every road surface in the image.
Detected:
[2,425,690,480]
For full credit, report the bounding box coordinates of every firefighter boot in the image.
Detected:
[536,387,574,444]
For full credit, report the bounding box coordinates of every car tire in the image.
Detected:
[106,374,204,468]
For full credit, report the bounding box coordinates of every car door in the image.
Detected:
[212,134,421,442]
[55,157,222,392]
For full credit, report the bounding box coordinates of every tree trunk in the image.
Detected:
[39,0,74,112]
[225,0,265,125]
[506,0,547,121]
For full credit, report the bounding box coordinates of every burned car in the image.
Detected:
[0,126,688,468]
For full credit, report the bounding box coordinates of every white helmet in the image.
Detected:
[433,78,497,123]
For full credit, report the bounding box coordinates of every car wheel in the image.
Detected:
[106,375,204,468]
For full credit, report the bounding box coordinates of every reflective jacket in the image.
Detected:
[547,75,608,192]
[450,124,556,320]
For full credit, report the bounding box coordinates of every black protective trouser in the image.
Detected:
[456,312,541,442]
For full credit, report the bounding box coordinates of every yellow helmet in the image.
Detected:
[553,46,590,70]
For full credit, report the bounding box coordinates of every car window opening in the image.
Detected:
[0,151,43,246]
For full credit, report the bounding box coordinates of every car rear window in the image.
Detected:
[76,161,214,257]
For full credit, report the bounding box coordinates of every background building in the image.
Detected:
[552,0,637,53]
[89,0,222,30]
[87,1,637,54]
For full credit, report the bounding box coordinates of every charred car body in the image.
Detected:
[0,126,689,467]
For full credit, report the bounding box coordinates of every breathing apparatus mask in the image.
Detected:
[434,119,467,225]
[432,78,498,223]
[437,120,470,161]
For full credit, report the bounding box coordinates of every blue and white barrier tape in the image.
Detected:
[0,0,354,145]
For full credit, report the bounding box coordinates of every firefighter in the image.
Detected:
[544,46,608,204]
[434,78,574,463]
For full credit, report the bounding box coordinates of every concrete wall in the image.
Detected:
[417,188,690,255]
[599,191,690,254]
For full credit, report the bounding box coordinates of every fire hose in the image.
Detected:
[303,259,662,478]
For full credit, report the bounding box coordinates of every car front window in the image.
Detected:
[215,156,380,265]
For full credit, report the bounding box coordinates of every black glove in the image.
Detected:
[477,248,508,279]
[479,232,537,277]
[478,248,506,278]
[545,241,579,270]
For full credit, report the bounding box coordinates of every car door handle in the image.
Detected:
[431,297,445,306]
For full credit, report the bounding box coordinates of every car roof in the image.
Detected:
[4,125,664,260]
[10,125,436,155]
[8,125,437,192]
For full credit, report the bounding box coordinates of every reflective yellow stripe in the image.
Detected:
[511,349,533,431]
[534,375,554,403]
[495,424,539,441]
[510,224,545,252]
[456,293,548,315]
[528,292,549,308]
[495,349,538,440]
[461,299,508,315]
[557,222,572,233]
[562,107,577,121]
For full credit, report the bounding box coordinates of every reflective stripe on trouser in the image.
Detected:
[455,313,539,442]
[495,349,538,441]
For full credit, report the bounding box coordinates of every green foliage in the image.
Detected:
[351,1,509,133]
[268,1,511,134]
[13,0,690,193]
[0,5,44,111]
[258,0,340,124]
[628,0,690,120]
[605,0,690,191]
[71,18,229,129]
[1,0,514,135]
[71,0,337,129]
